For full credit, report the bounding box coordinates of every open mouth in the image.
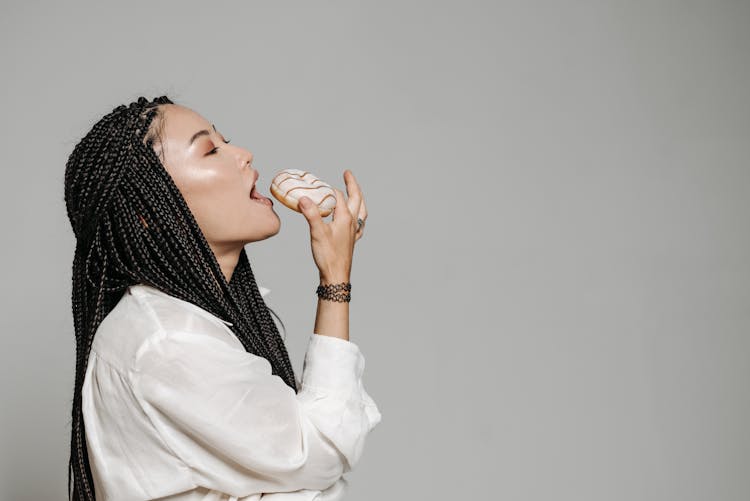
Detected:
[249,184,273,207]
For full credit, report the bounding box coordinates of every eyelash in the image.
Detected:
[207,138,231,155]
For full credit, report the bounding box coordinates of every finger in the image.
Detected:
[331,188,351,225]
[359,196,367,221]
[355,198,366,241]
[344,170,362,196]
[297,196,324,235]
[355,188,366,223]
[344,170,362,218]
[355,216,365,241]
[354,192,366,234]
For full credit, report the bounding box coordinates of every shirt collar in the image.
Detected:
[129,283,271,327]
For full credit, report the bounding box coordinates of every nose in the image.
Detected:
[236,147,253,169]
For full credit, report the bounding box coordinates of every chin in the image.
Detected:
[244,220,281,244]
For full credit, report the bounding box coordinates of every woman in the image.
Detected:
[64,96,381,500]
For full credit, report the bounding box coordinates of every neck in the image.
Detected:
[209,241,243,284]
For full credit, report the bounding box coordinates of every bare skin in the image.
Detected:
[154,104,367,341]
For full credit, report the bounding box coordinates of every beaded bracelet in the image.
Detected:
[316,282,352,302]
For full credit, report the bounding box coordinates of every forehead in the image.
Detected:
[161,104,211,140]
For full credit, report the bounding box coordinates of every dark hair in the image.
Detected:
[63,95,295,500]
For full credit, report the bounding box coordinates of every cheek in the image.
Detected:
[179,172,249,238]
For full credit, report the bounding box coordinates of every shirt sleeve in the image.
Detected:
[130,330,382,498]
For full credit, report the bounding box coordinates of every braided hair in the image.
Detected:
[63,95,296,500]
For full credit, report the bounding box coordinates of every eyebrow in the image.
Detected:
[188,124,218,146]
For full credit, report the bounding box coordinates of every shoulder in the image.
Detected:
[92,283,243,374]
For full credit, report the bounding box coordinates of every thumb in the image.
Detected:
[298,196,324,233]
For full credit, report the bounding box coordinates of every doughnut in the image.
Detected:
[270,169,337,217]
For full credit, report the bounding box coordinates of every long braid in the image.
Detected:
[64,96,296,500]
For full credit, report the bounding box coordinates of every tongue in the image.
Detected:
[250,186,268,202]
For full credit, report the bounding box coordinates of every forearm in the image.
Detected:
[313,276,350,342]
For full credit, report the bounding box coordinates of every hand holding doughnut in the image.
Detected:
[270,169,367,282]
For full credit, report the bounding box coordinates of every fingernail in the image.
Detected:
[298,197,308,208]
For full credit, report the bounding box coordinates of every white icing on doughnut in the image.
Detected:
[270,169,336,212]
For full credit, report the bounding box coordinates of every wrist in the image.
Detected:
[319,274,350,285]
[316,281,352,303]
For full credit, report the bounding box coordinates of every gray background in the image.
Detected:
[1,1,749,499]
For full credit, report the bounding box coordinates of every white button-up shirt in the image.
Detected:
[81,283,382,500]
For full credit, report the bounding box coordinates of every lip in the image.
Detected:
[249,170,273,207]
[249,170,259,193]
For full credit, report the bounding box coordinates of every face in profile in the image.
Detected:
[153,104,280,247]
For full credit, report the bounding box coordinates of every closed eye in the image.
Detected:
[206,138,231,156]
